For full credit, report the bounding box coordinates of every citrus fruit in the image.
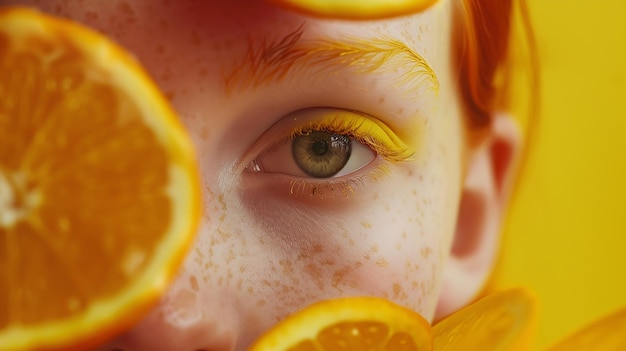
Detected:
[0,7,200,350]
[248,297,433,351]
[433,288,536,351]
[267,0,439,20]
[547,306,626,351]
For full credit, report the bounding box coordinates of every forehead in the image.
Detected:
[30,0,450,61]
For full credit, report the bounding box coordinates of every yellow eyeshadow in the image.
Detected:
[289,110,416,162]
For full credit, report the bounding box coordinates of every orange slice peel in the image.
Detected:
[248,297,433,351]
[0,7,200,350]
[267,0,440,20]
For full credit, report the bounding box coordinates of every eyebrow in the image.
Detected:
[222,25,439,95]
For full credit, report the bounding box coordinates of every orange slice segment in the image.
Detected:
[433,288,537,351]
[0,7,200,350]
[547,306,626,351]
[267,0,439,20]
[249,297,433,351]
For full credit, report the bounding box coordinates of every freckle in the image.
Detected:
[226,249,236,263]
[189,275,199,292]
[378,96,385,104]
[84,11,98,21]
[384,204,390,212]
[332,266,353,289]
[219,213,226,222]
[158,18,169,30]
[164,91,176,101]
[247,287,254,295]
[321,258,335,266]
[376,258,388,267]
[191,30,202,46]
[396,243,402,250]
[412,189,417,196]
[397,107,404,114]
[256,299,266,307]
[421,247,433,259]
[117,1,134,16]
[370,245,378,253]
[392,283,407,299]
[217,228,231,242]
[199,126,210,140]
[360,221,372,229]
[218,194,227,211]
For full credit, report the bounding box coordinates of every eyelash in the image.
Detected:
[246,109,415,199]
[286,164,392,199]
[286,110,414,163]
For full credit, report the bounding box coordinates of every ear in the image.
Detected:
[435,113,522,320]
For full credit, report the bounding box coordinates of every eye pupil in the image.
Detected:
[292,131,352,178]
[311,140,329,156]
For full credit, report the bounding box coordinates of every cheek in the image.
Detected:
[177,158,459,341]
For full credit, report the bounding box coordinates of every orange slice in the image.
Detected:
[267,0,439,20]
[547,306,626,351]
[433,288,537,351]
[249,297,433,351]
[0,7,200,350]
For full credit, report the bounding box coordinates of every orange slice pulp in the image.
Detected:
[0,7,200,350]
[248,297,433,351]
[267,0,440,20]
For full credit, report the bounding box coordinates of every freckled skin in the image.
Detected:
[7,0,467,350]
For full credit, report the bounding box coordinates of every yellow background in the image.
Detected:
[496,0,626,348]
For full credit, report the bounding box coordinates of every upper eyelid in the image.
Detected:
[239,108,417,175]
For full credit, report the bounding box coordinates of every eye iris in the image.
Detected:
[292,131,352,178]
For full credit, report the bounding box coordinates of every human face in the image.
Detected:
[7,0,467,349]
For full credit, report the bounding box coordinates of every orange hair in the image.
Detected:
[456,0,537,131]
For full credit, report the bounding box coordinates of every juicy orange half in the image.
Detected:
[0,7,200,350]
[248,297,433,351]
[433,288,537,351]
[267,0,440,20]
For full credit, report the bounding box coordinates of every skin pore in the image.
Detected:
[2,0,520,350]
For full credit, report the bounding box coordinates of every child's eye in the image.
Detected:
[244,108,415,181]
[252,130,376,178]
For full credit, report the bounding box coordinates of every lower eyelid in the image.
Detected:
[240,158,391,203]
